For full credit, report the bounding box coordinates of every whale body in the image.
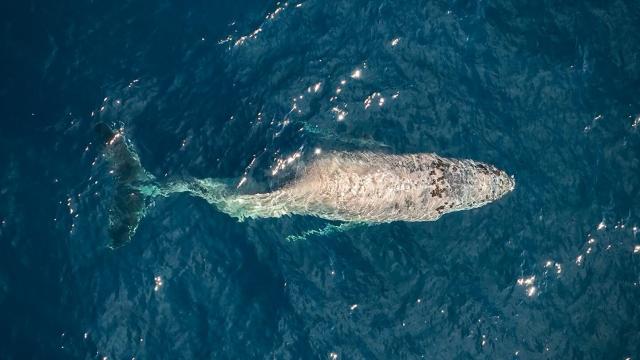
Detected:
[96,124,515,247]
[168,151,515,223]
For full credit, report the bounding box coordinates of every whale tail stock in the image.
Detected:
[94,123,232,248]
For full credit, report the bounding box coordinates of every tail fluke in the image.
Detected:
[107,182,148,248]
[95,123,158,248]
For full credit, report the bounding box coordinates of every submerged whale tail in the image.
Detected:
[95,123,157,248]
[94,123,232,248]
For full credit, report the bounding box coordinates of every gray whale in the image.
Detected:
[163,151,515,223]
[96,124,515,247]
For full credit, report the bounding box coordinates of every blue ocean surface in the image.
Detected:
[1,0,640,358]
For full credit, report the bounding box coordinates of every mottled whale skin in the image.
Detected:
[96,124,515,247]
[164,151,515,223]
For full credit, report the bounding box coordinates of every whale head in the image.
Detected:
[446,161,515,211]
[486,167,516,201]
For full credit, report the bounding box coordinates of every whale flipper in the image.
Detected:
[285,222,368,242]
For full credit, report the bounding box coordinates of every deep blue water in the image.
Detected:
[1,0,640,358]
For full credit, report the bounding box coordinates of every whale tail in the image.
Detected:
[94,123,233,248]
[94,123,159,248]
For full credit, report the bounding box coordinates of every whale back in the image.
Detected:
[159,151,514,224]
[239,151,515,222]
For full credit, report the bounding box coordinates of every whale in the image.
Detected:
[95,124,515,248]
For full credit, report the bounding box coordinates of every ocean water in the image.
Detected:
[1,0,640,359]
